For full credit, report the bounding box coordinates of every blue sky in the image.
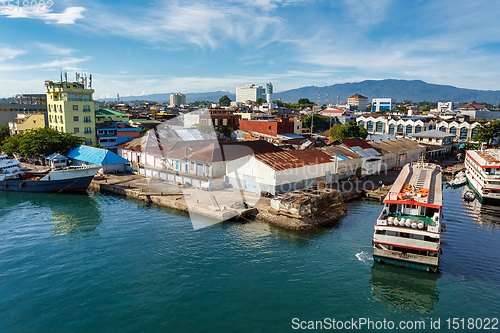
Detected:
[1,0,500,99]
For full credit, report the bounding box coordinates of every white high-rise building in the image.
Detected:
[236,84,265,103]
[170,93,186,107]
[266,82,273,103]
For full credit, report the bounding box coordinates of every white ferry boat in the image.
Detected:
[372,161,443,272]
[0,154,101,193]
[464,149,500,203]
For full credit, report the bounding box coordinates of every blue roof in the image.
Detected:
[66,145,129,165]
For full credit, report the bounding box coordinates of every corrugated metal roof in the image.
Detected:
[255,149,333,171]
[67,145,129,165]
[368,139,424,154]
[350,146,381,158]
[174,129,205,141]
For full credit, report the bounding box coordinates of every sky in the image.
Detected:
[1,0,500,99]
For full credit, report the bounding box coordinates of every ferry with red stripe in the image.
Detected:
[372,160,443,272]
[464,149,500,203]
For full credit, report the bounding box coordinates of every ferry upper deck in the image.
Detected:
[383,162,443,210]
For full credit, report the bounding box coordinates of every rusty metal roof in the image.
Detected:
[255,148,333,171]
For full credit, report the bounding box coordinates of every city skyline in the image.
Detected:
[1,0,500,99]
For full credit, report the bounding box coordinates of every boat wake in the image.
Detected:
[356,251,373,265]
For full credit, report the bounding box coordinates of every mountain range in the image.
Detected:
[100,79,500,105]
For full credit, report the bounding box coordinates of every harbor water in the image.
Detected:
[0,185,499,332]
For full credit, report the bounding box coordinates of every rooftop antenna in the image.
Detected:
[89,74,92,88]
[60,69,63,82]
[64,71,68,82]
[318,91,321,107]
[326,90,329,105]
[117,93,120,104]
[75,72,79,82]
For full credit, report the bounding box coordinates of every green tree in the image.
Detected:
[298,98,312,105]
[219,95,231,107]
[255,98,267,105]
[473,119,500,145]
[1,134,20,155]
[0,125,9,143]
[1,128,84,158]
[273,100,284,107]
[329,124,342,139]
[303,115,330,133]
[330,121,368,140]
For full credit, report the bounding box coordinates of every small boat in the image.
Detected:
[446,171,467,187]
[0,154,101,193]
[463,190,476,202]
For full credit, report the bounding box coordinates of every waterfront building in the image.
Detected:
[8,113,46,135]
[169,94,186,107]
[372,98,397,112]
[45,80,97,145]
[236,84,265,103]
[348,94,368,111]
[410,129,455,159]
[226,149,336,194]
[118,128,281,189]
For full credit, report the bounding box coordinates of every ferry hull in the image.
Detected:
[0,175,95,193]
[373,247,438,272]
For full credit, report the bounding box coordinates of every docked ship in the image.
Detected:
[372,161,443,272]
[0,154,101,193]
[464,148,500,203]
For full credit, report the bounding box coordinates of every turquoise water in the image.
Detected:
[0,186,499,332]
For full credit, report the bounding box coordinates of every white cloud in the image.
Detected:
[0,45,25,62]
[78,1,284,50]
[0,6,85,24]
[35,43,76,55]
[0,56,91,72]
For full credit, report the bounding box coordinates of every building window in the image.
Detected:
[459,127,468,139]
[367,121,373,131]
[405,124,412,134]
[83,105,90,112]
[85,139,92,145]
[415,125,422,133]
[450,126,457,135]
[388,124,395,134]
[375,122,383,132]
[74,127,80,133]
[84,127,92,134]
[358,120,364,127]
[73,105,78,111]
[84,116,91,123]
[73,116,79,122]
[439,126,446,132]
[471,128,478,138]
[397,124,403,133]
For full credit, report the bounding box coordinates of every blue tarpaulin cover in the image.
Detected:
[66,145,129,165]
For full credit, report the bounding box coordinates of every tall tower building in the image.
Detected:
[170,93,186,107]
[266,82,273,103]
[45,77,96,145]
